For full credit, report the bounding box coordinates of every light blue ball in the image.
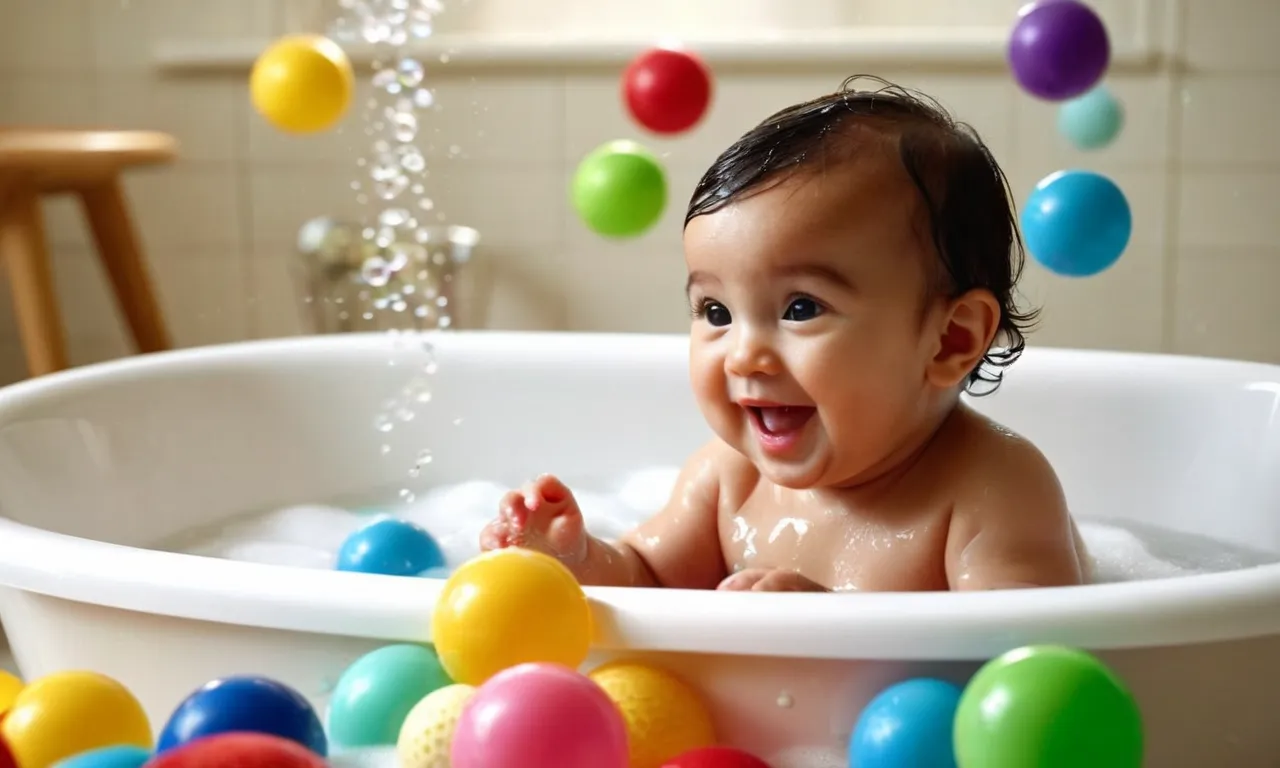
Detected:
[52,746,151,768]
[335,517,445,576]
[1021,169,1132,277]
[1057,85,1124,150]
[849,677,962,768]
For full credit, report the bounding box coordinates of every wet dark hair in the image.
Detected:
[684,75,1037,396]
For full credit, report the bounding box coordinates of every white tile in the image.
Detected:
[0,78,100,126]
[1016,241,1165,353]
[1178,74,1280,169]
[246,246,312,339]
[122,166,244,250]
[1183,2,1280,73]
[90,0,277,72]
[248,164,564,249]
[0,0,93,75]
[148,250,250,347]
[559,236,690,333]
[1176,172,1280,250]
[1174,249,1280,364]
[98,79,244,164]
[1012,74,1171,169]
[564,71,1015,180]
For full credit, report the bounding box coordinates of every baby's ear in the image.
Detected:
[925,288,1001,389]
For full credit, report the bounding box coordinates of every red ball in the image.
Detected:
[660,746,771,768]
[622,48,713,135]
[145,732,329,767]
[0,738,15,768]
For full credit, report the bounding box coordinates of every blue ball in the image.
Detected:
[849,678,962,768]
[156,675,328,755]
[335,517,445,576]
[1058,85,1124,150]
[1021,169,1131,277]
[53,746,151,768]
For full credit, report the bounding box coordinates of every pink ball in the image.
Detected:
[451,663,629,768]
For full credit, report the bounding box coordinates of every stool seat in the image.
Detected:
[0,129,178,195]
[0,128,175,377]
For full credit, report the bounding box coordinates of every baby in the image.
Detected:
[480,76,1088,593]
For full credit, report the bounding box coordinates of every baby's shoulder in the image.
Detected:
[944,406,1065,510]
[678,437,759,509]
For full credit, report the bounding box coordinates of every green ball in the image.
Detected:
[571,139,667,238]
[953,645,1143,768]
[327,643,453,747]
[1057,85,1124,150]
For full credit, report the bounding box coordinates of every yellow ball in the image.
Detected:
[250,33,353,134]
[589,661,717,768]
[0,670,23,715]
[430,548,593,686]
[396,683,476,768]
[1,670,152,768]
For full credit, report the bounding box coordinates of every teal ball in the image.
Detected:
[327,644,453,748]
[1057,86,1124,150]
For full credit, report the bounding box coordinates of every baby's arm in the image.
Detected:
[944,438,1086,591]
[480,439,728,589]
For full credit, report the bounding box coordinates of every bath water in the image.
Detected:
[164,466,1279,584]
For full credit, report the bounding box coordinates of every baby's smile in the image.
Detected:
[740,401,817,457]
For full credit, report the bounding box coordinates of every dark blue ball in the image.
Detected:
[335,517,445,576]
[1021,169,1132,277]
[156,675,327,756]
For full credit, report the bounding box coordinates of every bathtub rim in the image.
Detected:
[0,331,1278,661]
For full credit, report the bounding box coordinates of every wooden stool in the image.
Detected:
[0,129,176,377]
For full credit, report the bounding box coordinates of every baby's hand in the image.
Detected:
[717,568,829,592]
[480,474,589,566]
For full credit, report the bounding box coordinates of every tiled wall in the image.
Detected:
[0,0,1277,387]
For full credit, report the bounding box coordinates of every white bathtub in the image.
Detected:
[0,331,1278,766]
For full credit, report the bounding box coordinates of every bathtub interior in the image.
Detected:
[0,331,1276,561]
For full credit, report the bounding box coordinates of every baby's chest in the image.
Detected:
[718,498,951,591]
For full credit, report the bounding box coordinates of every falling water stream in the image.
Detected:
[329,0,451,503]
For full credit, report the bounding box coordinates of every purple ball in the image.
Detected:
[1008,1,1110,101]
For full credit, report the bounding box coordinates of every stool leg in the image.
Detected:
[0,191,69,377]
[79,177,171,354]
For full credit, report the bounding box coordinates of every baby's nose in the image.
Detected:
[726,330,782,376]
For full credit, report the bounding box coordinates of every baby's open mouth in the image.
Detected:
[747,405,816,436]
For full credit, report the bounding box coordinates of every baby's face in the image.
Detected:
[683,156,951,489]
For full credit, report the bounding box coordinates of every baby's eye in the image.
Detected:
[782,297,823,322]
[693,299,732,327]
[705,302,732,327]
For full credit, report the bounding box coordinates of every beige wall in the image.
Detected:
[0,0,1276,386]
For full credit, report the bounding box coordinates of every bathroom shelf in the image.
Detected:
[152,26,1165,74]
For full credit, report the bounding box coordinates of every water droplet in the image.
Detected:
[452,417,463,426]
[439,53,451,63]
[413,88,435,109]
[362,257,393,287]
[399,488,416,502]
[397,58,424,88]
[417,449,434,464]
[419,197,434,211]
[380,443,392,455]
[379,208,411,228]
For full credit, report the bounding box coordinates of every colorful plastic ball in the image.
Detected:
[431,548,593,686]
[1,670,152,768]
[0,671,22,715]
[953,645,1143,768]
[328,644,453,748]
[145,733,328,768]
[571,139,667,239]
[156,676,327,756]
[622,48,713,135]
[451,663,628,768]
[336,518,445,577]
[1057,84,1124,150]
[1021,169,1131,277]
[589,661,716,768]
[848,677,962,768]
[250,33,354,133]
[659,747,770,768]
[52,745,151,768]
[396,683,476,768]
[1008,1,1110,101]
